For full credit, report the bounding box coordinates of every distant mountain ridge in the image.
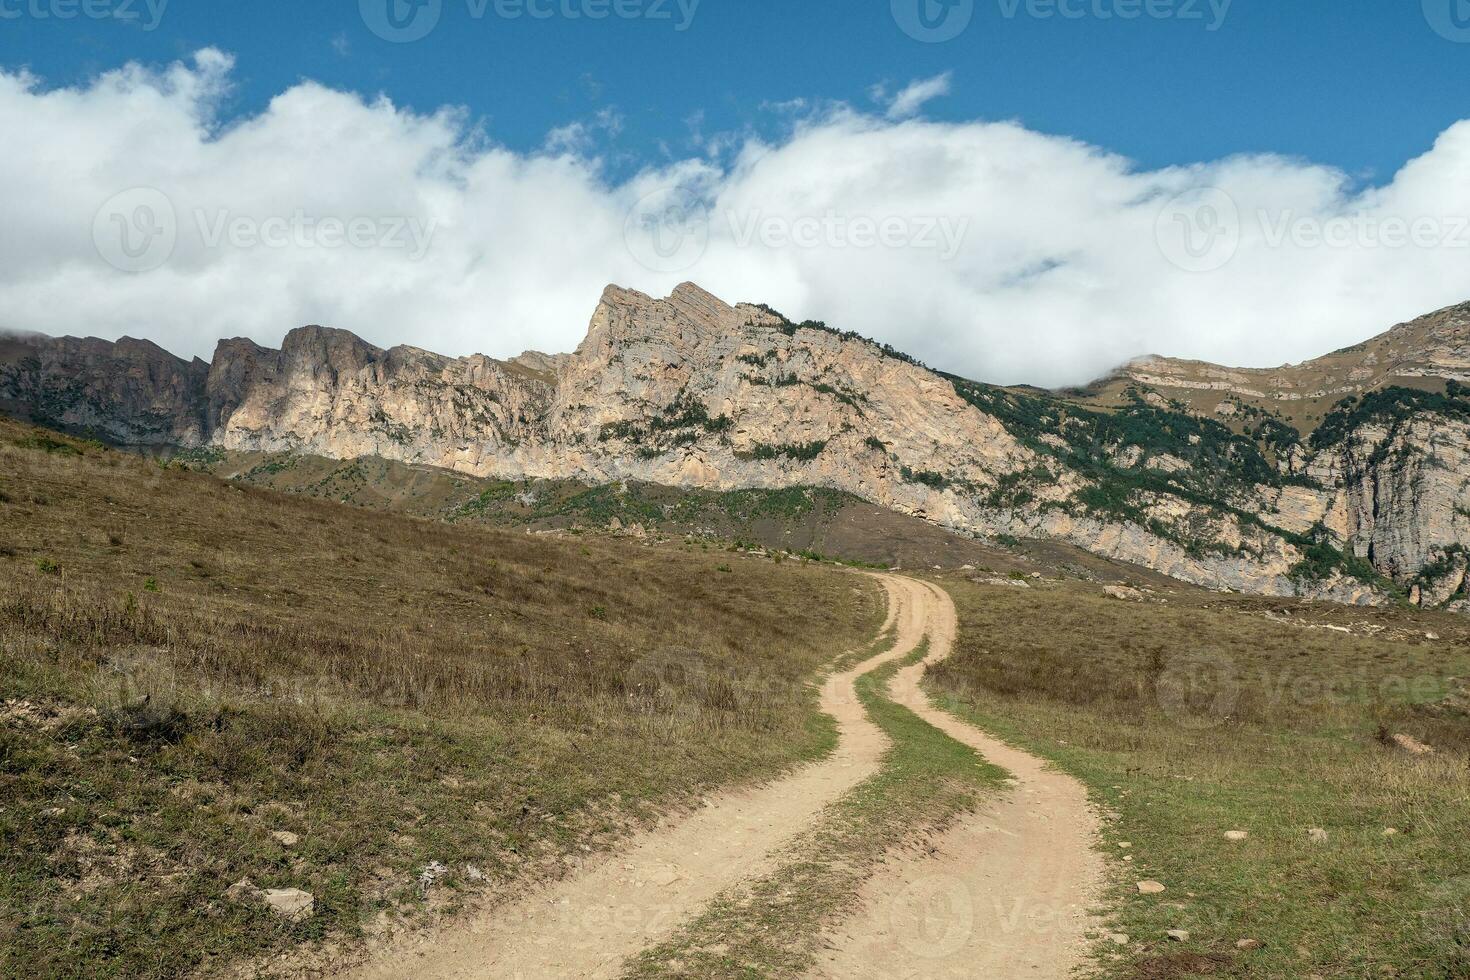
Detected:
[3,283,1468,612]
[1118,302,1470,416]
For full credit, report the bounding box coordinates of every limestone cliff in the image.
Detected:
[3,283,1468,611]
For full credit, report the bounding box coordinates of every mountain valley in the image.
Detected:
[5,283,1467,611]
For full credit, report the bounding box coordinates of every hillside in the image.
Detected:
[0,418,878,977]
[1095,301,1470,432]
[179,447,1151,581]
[4,371,1467,980]
[3,284,1468,611]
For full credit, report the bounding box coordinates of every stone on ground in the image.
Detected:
[263,888,315,920]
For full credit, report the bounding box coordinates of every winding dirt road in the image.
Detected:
[811,578,1106,978]
[341,576,933,980]
[339,575,1104,980]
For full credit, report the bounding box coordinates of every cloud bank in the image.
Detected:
[5,50,1470,387]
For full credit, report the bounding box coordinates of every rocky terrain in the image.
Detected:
[3,283,1468,610]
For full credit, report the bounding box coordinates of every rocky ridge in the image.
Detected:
[3,283,1468,610]
[1118,303,1470,416]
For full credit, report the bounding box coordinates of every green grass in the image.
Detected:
[13,433,83,456]
[443,477,859,532]
[625,643,1008,979]
[925,576,1470,978]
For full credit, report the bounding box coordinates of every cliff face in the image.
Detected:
[1313,414,1470,606]
[0,333,209,446]
[205,327,556,473]
[535,286,1033,510]
[4,283,1469,611]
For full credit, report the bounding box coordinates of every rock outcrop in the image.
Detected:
[4,283,1469,610]
[0,333,208,446]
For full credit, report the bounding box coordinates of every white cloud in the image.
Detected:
[4,51,1470,388]
[879,72,952,120]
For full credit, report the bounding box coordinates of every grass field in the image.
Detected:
[0,420,881,978]
[927,576,1470,979]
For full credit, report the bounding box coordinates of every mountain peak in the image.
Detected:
[4,292,1469,614]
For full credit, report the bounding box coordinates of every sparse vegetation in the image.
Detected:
[1311,382,1470,452]
[749,304,928,369]
[597,397,731,448]
[945,378,1412,582]
[0,419,881,978]
[951,380,1303,496]
[737,440,828,462]
[1413,544,1469,591]
[812,382,865,411]
[900,465,950,489]
[1286,522,1388,587]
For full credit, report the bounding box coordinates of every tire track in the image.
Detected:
[811,578,1106,980]
[339,575,932,980]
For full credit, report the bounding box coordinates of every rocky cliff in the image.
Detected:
[3,283,1468,611]
[0,333,209,446]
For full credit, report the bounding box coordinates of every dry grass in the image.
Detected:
[927,575,1470,978]
[0,419,881,978]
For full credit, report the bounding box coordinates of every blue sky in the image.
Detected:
[6,0,1470,384]
[4,0,1468,181]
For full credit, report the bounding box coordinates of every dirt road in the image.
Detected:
[811,578,1105,979]
[340,575,1104,980]
[340,575,935,980]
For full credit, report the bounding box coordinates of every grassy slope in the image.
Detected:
[0,420,881,978]
[192,448,1054,573]
[626,642,1008,979]
[927,576,1470,979]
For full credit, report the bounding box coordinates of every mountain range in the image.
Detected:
[3,283,1468,611]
